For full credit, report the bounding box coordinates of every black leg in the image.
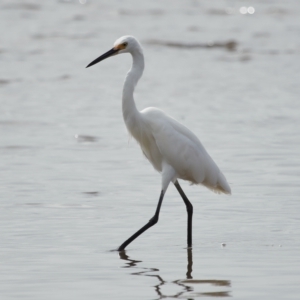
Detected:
[174,180,193,248]
[186,248,193,279]
[118,190,165,251]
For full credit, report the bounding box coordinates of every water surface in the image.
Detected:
[1,0,300,299]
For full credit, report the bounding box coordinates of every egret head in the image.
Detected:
[86,36,142,68]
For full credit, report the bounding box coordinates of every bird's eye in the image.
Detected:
[123,42,128,47]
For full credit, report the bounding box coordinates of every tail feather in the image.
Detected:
[202,171,231,195]
[216,171,231,194]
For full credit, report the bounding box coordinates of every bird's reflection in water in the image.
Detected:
[119,248,231,299]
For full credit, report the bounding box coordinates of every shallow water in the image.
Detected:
[1,0,300,299]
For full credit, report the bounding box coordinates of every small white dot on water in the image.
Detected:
[240,7,248,14]
[248,7,255,14]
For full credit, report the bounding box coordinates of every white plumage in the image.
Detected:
[134,107,230,194]
[86,35,231,251]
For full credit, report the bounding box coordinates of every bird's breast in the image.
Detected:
[125,116,163,172]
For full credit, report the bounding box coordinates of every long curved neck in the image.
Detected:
[122,49,144,126]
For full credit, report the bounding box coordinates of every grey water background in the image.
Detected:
[1,0,300,299]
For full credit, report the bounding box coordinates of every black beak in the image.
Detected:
[86,48,119,68]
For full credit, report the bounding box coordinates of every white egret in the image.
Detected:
[86,36,231,251]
